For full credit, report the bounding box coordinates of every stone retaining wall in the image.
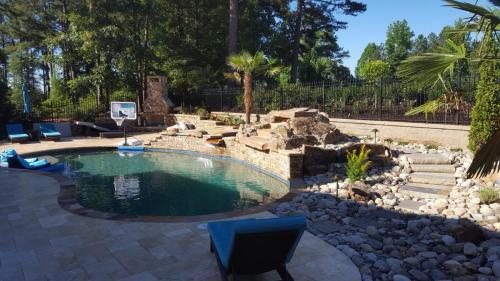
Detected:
[211,112,261,123]
[165,114,204,127]
[330,118,470,149]
[150,135,303,180]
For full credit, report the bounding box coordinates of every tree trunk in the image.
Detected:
[61,0,70,80]
[228,0,238,56]
[290,0,304,83]
[141,12,150,112]
[243,72,253,124]
[1,34,7,82]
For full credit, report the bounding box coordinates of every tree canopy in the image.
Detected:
[0,0,366,112]
[354,43,383,77]
[385,20,414,72]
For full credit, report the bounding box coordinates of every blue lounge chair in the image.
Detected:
[6,123,30,143]
[39,123,61,140]
[1,149,64,172]
[2,149,49,169]
[207,216,306,281]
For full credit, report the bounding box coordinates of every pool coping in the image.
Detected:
[19,146,305,223]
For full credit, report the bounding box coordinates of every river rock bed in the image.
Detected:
[272,142,500,281]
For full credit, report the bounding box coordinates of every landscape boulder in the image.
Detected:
[237,124,258,138]
[268,107,318,120]
[288,117,344,145]
[302,145,339,175]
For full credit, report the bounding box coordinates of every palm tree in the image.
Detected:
[226,51,281,124]
[398,0,499,103]
[397,0,500,178]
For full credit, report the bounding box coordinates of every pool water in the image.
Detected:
[58,150,289,216]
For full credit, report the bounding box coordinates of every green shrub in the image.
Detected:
[425,144,438,150]
[479,188,500,204]
[223,116,245,126]
[450,148,463,152]
[398,140,409,145]
[195,107,210,119]
[468,62,500,152]
[346,144,372,183]
[110,89,136,101]
[358,60,390,81]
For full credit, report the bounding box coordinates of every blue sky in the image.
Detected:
[336,0,491,73]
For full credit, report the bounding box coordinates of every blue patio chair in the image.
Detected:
[207,216,307,281]
[6,123,29,143]
[39,123,61,140]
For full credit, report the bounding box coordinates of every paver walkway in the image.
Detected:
[0,166,360,281]
[0,134,161,155]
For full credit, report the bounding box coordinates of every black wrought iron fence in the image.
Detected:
[7,76,478,126]
[189,77,478,125]
[9,94,136,124]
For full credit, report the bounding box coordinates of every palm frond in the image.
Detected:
[226,51,281,77]
[397,41,466,87]
[223,71,241,83]
[443,0,500,56]
[444,0,497,20]
[404,98,446,118]
[227,51,253,73]
[467,129,500,178]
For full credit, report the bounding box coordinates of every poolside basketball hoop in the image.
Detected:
[113,117,125,127]
[111,102,137,146]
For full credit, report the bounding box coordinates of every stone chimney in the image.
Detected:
[141,76,173,125]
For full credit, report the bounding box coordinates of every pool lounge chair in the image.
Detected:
[6,123,30,143]
[39,123,61,140]
[2,149,49,169]
[207,216,306,281]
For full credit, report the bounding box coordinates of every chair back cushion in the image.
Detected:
[208,216,306,272]
[230,216,306,274]
[6,123,25,135]
[40,123,57,133]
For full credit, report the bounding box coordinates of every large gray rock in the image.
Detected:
[442,235,456,246]
[463,242,479,256]
[492,261,500,277]
[393,274,411,281]
[443,260,464,275]
[386,257,403,273]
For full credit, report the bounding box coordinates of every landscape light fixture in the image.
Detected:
[371,128,379,144]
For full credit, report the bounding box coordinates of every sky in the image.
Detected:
[336,0,491,73]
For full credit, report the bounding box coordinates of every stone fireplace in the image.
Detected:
[141,76,173,125]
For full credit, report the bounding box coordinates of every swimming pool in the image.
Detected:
[58,150,289,216]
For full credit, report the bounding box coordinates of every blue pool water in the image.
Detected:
[58,150,289,216]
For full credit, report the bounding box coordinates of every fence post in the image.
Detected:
[280,86,284,110]
[378,78,383,120]
[456,71,461,125]
[322,81,325,112]
[220,89,223,112]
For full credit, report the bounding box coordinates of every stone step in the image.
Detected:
[399,183,452,199]
[199,120,225,126]
[411,164,455,173]
[237,136,270,151]
[409,172,456,186]
[395,199,425,213]
[406,153,452,165]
